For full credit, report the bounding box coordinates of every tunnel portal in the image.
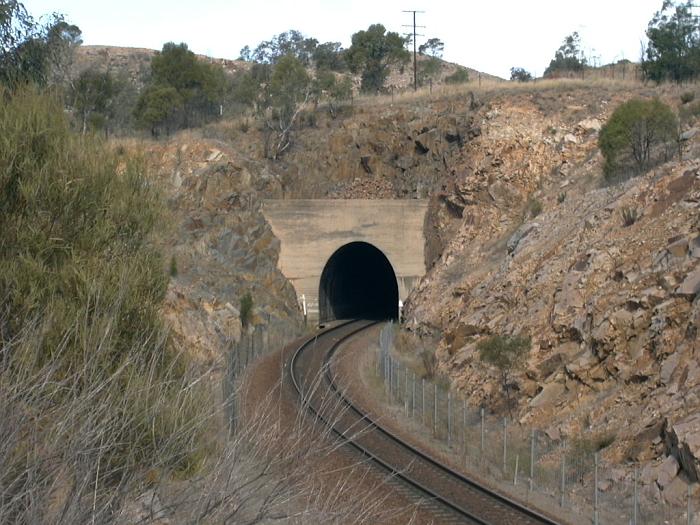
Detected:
[319,242,399,322]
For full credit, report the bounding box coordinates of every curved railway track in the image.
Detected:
[289,320,562,525]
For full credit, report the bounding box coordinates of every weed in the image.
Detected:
[620,206,640,227]
[557,192,567,203]
[527,197,544,217]
[240,292,254,328]
[170,254,178,277]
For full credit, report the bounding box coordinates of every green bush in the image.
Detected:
[445,68,469,84]
[680,91,696,104]
[0,88,210,496]
[240,292,254,328]
[598,98,678,180]
[527,197,543,217]
[477,334,530,417]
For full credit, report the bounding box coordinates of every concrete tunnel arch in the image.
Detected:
[319,241,399,322]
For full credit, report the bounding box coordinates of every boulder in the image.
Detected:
[640,287,666,308]
[691,235,700,259]
[506,222,539,255]
[529,382,566,408]
[487,180,521,209]
[667,238,689,258]
[676,267,700,298]
[664,414,700,481]
[577,118,602,133]
[660,353,681,385]
[680,128,698,141]
[656,454,680,488]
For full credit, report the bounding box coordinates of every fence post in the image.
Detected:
[633,466,638,525]
[389,356,393,402]
[480,408,485,461]
[503,417,508,477]
[404,366,409,416]
[594,452,599,525]
[433,383,438,437]
[560,451,566,507]
[447,390,452,447]
[530,429,535,493]
[411,371,416,419]
[463,398,467,459]
[688,482,692,525]
[422,378,425,427]
[514,455,519,486]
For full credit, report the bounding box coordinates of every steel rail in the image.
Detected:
[289,320,560,525]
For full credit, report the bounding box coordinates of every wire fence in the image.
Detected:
[223,319,303,431]
[376,323,699,525]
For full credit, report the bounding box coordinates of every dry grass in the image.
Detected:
[0,309,419,524]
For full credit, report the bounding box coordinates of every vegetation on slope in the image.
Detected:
[0,87,211,522]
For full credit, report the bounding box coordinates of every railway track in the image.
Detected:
[289,320,562,525]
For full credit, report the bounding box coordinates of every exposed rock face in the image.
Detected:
[403,87,700,487]
[664,414,700,482]
[139,139,302,365]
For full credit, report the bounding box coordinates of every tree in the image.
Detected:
[598,98,678,179]
[418,57,441,86]
[313,41,346,71]
[45,19,82,86]
[477,334,530,417]
[510,67,533,82]
[133,85,183,136]
[544,32,587,77]
[643,0,700,83]
[232,62,272,114]
[0,1,81,87]
[71,69,117,134]
[242,30,318,65]
[418,37,444,58]
[346,24,410,93]
[137,42,226,130]
[313,70,352,118]
[266,54,310,158]
[444,68,469,84]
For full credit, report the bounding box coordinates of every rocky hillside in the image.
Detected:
[121,136,303,366]
[118,75,699,502]
[74,45,248,86]
[73,45,498,92]
[401,83,700,502]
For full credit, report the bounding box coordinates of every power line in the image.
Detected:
[402,10,425,92]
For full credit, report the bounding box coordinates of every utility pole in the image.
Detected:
[403,10,425,91]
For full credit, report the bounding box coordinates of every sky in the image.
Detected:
[25,0,664,79]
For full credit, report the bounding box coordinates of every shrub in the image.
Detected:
[0,87,211,518]
[680,91,696,104]
[527,197,543,217]
[598,98,678,180]
[0,87,170,373]
[510,67,533,82]
[445,68,469,84]
[557,192,567,204]
[620,206,640,227]
[240,292,254,327]
[477,334,531,417]
[170,254,178,276]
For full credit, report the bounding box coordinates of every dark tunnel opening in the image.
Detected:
[319,242,399,322]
